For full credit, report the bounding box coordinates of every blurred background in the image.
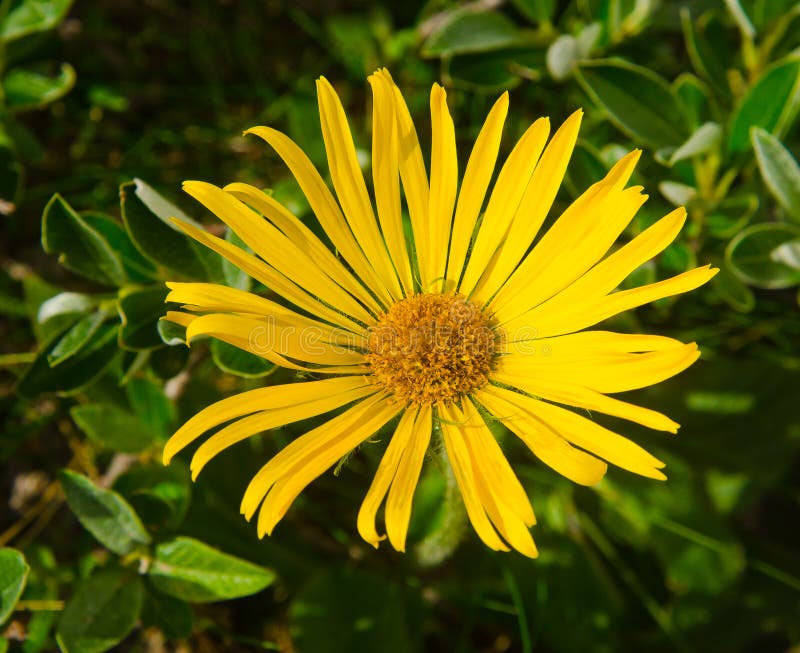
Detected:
[1,0,799,651]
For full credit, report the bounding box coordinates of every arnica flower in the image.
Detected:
[162,69,717,558]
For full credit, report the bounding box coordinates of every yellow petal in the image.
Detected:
[244,124,393,306]
[474,387,608,486]
[513,266,718,338]
[163,376,371,464]
[191,384,378,479]
[445,92,508,287]
[184,313,366,367]
[427,84,458,291]
[439,403,509,552]
[481,386,665,479]
[367,72,414,295]
[490,184,646,322]
[357,406,419,548]
[445,401,535,526]
[247,396,403,536]
[498,342,701,394]
[224,182,383,315]
[458,117,550,296]
[316,77,402,299]
[385,403,432,552]
[183,181,375,324]
[171,217,365,333]
[165,282,365,348]
[472,110,585,302]
[524,207,688,314]
[490,373,679,433]
[379,69,430,290]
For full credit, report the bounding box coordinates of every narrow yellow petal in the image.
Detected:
[458,117,550,296]
[184,313,366,367]
[367,72,414,295]
[163,377,370,464]
[385,403,432,552]
[473,110,584,302]
[445,92,508,286]
[474,387,608,486]
[482,386,665,479]
[316,77,402,299]
[250,397,403,536]
[498,343,700,394]
[427,84,457,291]
[357,406,419,548]
[244,125,393,306]
[490,373,679,433]
[191,384,378,479]
[439,404,509,551]
[470,477,539,558]
[224,182,383,315]
[171,217,364,333]
[501,330,687,356]
[183,181,375,324]
[443,401,535,526]
[504,265,719,338]
[490,185,646,322]
[165,282,365,348]
[380,69,430,289]
[521,207,688,314]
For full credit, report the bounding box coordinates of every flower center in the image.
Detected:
[366,293,496,404]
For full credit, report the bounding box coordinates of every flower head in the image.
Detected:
[162,69,717,558]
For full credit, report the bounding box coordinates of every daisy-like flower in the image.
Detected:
[162,69,717,558]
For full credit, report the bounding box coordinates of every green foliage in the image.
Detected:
[0,549,29,625]
[59,470,152,556]
[2,1,799,652]
[148,537,275,603]
[55,569,143,653]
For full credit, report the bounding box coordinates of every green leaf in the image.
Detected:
[680,9,731,96]
[3,63,76,112]
[117,285,168,350]
[422,11,523,57]
[669,122,722,165]
[576,59,690,148]
[712,264,756,312]
[728,57,800,153]
[56,569,143,653]
[0,0,73,42]
[447,51,524,92]
[140,584,192,639]
[70,403,156,454]
[41,194,127,287]
[0,549,29,625]
[48,310,109,366]
[119,179,221,281]
[659,181,697,206]
[82,213,158,283]
[114,462,191,531]
[291,568,416,653]
[751,128,800,221]
[510,0,555,24]
[726,223,800,288]
[125,377,174,440]
[59,470,151,555]
[148,537,275,603]
[547,35,579,81]
[16,323,118,398]
[210,339,275,379]
[674,73,713,129]
[36,292,94,324]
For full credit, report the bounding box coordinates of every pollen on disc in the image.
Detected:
[366,293,496,404]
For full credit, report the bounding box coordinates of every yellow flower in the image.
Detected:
[162,69,717,558]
